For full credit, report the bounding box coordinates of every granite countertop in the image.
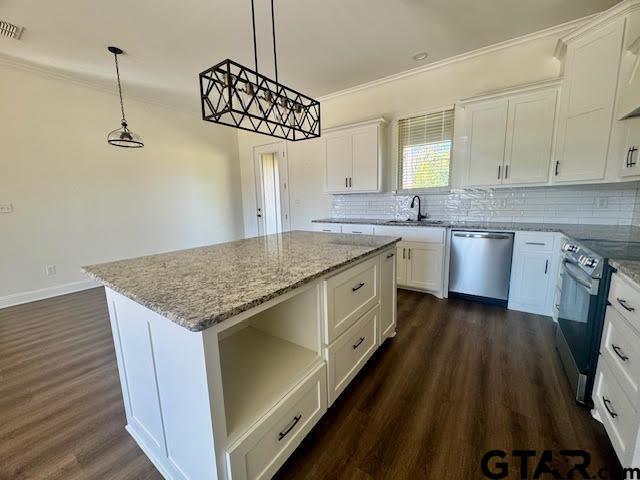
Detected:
[314,217,640,283]
[84,231,400,332]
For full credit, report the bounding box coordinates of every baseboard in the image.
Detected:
[0,279,99,309]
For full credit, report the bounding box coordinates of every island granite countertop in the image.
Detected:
[84,230,401,332]
[314,218,640,283]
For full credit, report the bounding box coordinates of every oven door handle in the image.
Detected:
[562,260,599,294]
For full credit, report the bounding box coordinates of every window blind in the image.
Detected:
[398,108,454,190]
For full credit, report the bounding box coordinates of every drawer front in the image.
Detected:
[326,305,378,405]
[313,223,342,233]
[226,363,327,480]
[342,225,375,235]
[593,360,639,465]
[609,273,640,332]
[374,225,444,244]
[324,256,379,343]
[514,232,556,253]
[601,307,640,405]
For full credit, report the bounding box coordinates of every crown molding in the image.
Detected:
[0,52,197,115]
[317,14,597,103]
[457,78,562,105]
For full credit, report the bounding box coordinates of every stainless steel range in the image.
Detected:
[555,238,612,406]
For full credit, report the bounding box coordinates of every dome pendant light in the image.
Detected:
[106,46,144,148]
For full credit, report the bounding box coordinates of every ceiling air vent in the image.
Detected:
[0,20,24,40]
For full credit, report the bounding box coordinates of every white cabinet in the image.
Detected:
[459,84,558,187]
[616,8,640,120]
[380,250,397,344]
[508,232,560,316]
[342,225,375,235]
[503,89,557,185]
[404,242,444,293]
[313,222,342,233]
[323,119,385,194]
[464,99,509,187]
[554,17,625,183]
[618,118,640,178]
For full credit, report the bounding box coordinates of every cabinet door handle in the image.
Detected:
[352,282,365,292]
[602,397,618,419]
[352,337,365,349]
[630,147,639,167]
[526,242,546,246]
[505,165,509,179]
[386,253,395,259]
[403,248,406,259]
[627,148,633,168]
[617,298,635,312]
[612,344,629,362]
[555,161,560,176]
[349,177,352,188]
[345,177,348,188]
[544,259,549,274]
[408,248,411,260]
[497,165,501,179]
[278,414,302,441]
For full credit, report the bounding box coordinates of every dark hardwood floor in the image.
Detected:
[0,288,620,479]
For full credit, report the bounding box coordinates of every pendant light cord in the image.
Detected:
[113,52,127,126]
[271,0,278,84]
[251,0,258,75]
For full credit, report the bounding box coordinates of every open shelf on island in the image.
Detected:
[218,286,321,440]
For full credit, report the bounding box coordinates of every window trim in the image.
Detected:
[394,105,455,194]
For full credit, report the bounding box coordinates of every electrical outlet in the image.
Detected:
[45,265,57,276]
[0,202,13,214]
[594,197,608,208]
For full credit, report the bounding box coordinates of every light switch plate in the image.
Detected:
[0,203,13,214]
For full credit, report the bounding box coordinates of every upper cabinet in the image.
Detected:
[457,83,558,188]
[323,119,385,194]
[617,8,640,120]
[553,17,626,183]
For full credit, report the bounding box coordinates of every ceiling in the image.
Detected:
[0,0,621,108]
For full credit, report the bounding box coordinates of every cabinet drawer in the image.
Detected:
[514,232,555,253]
[342,225,375,235]
[226,363,327,480]
[324,256,379,343]
[313,223,342,233]
[374,225,444,243]
[609,273,640,332]
[593,360,639,466]
[326,305,378,405]
[601,307,640,405]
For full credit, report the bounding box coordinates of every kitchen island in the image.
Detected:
[84,231,400,480]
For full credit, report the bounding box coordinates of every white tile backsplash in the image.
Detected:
[332,183,640,226]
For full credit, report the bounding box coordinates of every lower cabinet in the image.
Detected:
[396,241,444,296]
[508,232,560,316]
[380,249,397,345]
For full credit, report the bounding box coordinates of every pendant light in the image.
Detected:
[107,46,144,148]
[199,0,320,141]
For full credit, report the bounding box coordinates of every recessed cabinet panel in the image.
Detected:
[503,90,557,184]
[351,125,379,191]
[406,243,443,293]
[465,100,509,187]
[554,18,625,183]
[324,133,351,193]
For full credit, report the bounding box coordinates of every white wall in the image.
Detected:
[238,27,569,236]
[0,63,244,305]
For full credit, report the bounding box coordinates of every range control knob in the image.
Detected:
[563,244,578,253]
[579,256,598,268]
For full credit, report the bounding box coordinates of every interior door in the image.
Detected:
[324,132,352,193]
[254,142,290,236]
[554,18,625,182]
[465,99,509,186]
[406,243,443,292]
[350,124,378,192]
[503,89,557,184]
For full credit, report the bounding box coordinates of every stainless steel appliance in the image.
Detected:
[555,239,611,405]
[449,230,515,303]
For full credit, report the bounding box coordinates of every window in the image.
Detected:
[397,108,454,191]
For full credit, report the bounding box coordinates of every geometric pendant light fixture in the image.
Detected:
[106,46,144,148]
[199,0,320,141]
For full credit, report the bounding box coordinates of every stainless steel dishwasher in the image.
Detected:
[448,230,514,303]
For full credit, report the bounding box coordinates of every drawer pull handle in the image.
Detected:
[602,397,618,419]
[617,298,635,312]
[612,344,629,362]
[352,282,365,292]
[352,337,365,349]
[352,231,363,234]
[278,414,302,441]
[386,253,395,259]
[526,242,546,246]
[322,229,332,232]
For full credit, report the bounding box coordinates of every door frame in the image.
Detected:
[253,141,290,236]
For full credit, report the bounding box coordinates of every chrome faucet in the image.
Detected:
[410,195,427,221]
